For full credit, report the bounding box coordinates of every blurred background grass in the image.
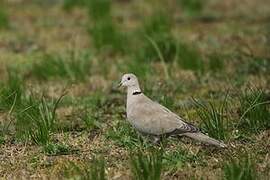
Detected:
[0,0,270,179]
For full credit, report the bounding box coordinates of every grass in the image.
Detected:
[43,142,72,156]
[124,57,153,81]
[223,153,257,180]
[79,107,103,131]
[238,88,270,134]
[137,11,204,72]
[236,56,270,76]
[136,12,176,63]
[31,51,91,81]
[0,68,28,143]
[15,94,64,145]
[86,0,126,53]
[163,148,200,170]
[130,147,163,180]
[142,33,178,64]
[86,0,111,20]
[0,135,4,144]
[106,119,140,149]
[133,11,204,76]
[60,93,107,131]
[246,57,270,75]
[0,68,24,111]
[0,69,66,146]
[208,53,225,73]
[63,0,85,11]
[142,12,172,37]
[177,0,204,16]
[132,10,202,74]
[54,101,102,132]
[79,92,106,108]
[192,93,230,140]
[63,0,111,20]
[63,156,106,180]
[0,7,9,29]
[1,0,270,179]
[177,42,204,72]
[89,20,126,53]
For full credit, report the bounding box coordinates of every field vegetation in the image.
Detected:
[0,0,269,179]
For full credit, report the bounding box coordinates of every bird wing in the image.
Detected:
[127,94,199,135]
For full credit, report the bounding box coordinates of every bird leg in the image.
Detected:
[151,136,161,144]
[137,131,162,145]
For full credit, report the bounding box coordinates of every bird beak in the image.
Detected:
[117,81,122,88]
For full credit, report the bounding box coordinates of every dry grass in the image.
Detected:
[0,0,270,179]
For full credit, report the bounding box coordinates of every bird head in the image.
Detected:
[118,73,139,88]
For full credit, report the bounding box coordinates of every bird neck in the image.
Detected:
[126,85,142,115]
[127,85,141,97]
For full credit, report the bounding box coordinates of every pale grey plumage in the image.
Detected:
[119,73,227,148]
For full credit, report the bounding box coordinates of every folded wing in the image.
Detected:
[128,95,199,135]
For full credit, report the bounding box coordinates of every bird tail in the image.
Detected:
[184,132,227,148]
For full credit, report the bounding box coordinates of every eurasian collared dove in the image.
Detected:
[119,73,227,148]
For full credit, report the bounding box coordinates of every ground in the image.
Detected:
[0,0,270,179]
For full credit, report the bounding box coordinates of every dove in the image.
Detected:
[119,73,227,148]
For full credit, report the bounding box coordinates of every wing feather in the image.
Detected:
[127,94,199,135]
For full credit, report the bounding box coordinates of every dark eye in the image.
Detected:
[127,77,131,80]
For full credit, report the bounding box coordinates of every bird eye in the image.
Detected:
[127,77,131,80]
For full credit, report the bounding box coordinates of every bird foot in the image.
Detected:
[150,136,161,145]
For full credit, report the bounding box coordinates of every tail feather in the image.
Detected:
[184,132,227,148]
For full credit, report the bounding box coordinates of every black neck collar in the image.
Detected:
[132,91,142,95]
